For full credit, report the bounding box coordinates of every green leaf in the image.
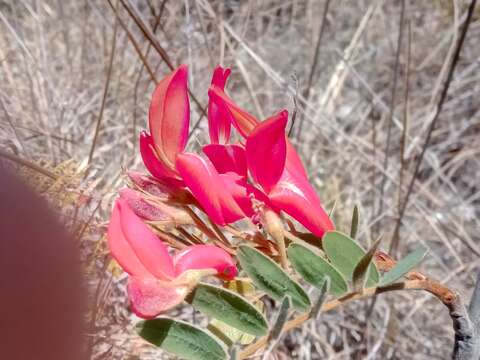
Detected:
[310,277,330,319]
[137,318,227,360]
[237,245,311,312]
[207,319,256,347]
[287,244,348,296]
[207,283,264,347]
[323,231,379,287]
[352,237,381,291]
[262,297,291,359]
[350,205,359,239]
[379,247,427,286]
[268,296,291,341]
[186,283,268,336]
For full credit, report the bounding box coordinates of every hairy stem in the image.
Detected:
[239,252,473,359]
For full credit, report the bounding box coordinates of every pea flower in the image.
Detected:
[139,65,189,186]
[139,64,334,237]
[207,66,232,144]
[139,65,245,225]
[203,81,335,237]
[107,198,238,318]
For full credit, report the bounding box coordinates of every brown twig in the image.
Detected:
[107,0,157,83]
[391,19,412,256]
[239,277,459,358]
[87,10,118,164]
[392,0,477,240]
[239,251,470,359]
[295,0,331,141]
[0,148,58,180]
[459,271,480,360]
[118,0,207,121]
[131,0,168,153]
[376,0,405,236]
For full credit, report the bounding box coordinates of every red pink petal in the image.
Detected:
[120,188,171,221]
[173,244,238,280]
[269,170,334,237]
[208,66,232,144]
[128,277,188,319]
[175,153,245,225]
[211,66,231,89]
[127,171,172,199]
[220,172,255,217]
[208,85,258,137]
[203,143,247,177]
[246,112,287,192]
[149,65,190,169]
[107,201,151,277]
[286,142,308,179]
[140,131,181,182]
[208,86,308,179]
[117,199,175,280]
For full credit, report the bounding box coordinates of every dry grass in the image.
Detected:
[1,0,479,359]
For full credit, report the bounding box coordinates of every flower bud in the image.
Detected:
[127,171,171,199]
[259,206,288,268]
[128,171,195,204]
[260,208,285,246]
[119,188,192,225]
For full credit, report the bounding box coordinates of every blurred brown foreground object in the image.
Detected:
[0,168,86,360]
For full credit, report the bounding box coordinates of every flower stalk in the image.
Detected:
[238,252,471,359]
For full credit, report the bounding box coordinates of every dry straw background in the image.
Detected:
[1,0,479,359]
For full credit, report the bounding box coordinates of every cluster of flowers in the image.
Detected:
[107,65,334,318]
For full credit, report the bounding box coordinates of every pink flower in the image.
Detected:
[139,65,189,187]
[207,86,335,237]
[139,65,245,225]
[208,66,232,144]
[107,198,238,318]
[139,64,334,236]
[175,153,247,225]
